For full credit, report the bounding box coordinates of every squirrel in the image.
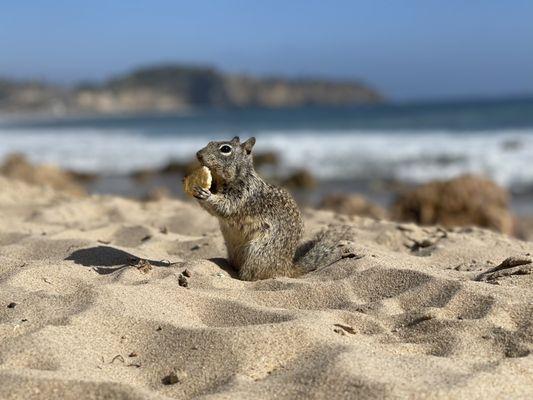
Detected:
[192,136,356,281]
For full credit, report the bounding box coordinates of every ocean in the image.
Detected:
[1,97,533,213]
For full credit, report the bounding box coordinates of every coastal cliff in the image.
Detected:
[0,65,383,115]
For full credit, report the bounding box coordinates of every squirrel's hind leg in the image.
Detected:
[238,255,297,281]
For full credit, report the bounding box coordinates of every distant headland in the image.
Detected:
[0,64,384,115]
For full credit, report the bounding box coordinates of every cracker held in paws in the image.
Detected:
[184,166,212,197]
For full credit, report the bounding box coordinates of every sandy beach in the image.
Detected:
[0,175,531,399]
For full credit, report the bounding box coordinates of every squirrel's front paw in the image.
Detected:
[192,185,211,200]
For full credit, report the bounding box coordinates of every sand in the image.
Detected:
[0,175,532,399]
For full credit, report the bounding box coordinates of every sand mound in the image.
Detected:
[0,176,531,399]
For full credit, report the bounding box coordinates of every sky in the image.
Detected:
[1,0,532,101]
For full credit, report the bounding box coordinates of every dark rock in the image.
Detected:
[135,259,153,274]
[253,151,280,169]
[178,274,188,287]
[131,159,201,185]
[68,170,98,184]
[160,159,200,176]
[282,169,317,190]
[501,139,523,151]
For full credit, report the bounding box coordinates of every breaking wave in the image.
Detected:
[1,126,532,190]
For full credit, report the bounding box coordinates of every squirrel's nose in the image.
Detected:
[196,151,204,163]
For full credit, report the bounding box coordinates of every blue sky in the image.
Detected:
[1,0,532,100]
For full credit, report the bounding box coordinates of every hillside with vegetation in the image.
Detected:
[0,65,383,115]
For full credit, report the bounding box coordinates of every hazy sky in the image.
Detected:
[1,0,532,100]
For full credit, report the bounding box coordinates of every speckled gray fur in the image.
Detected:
[193,136,354,281]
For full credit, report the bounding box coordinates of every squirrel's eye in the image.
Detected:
[219,145,232,154]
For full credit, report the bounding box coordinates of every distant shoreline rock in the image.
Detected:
[0,65,384,115]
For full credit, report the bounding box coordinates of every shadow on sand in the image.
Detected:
[65,245,174,275]
[65,246,238,277]
[207,257,239,278]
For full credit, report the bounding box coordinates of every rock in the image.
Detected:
[282,169,317,190]
[253,151,280,169]
[178,274,188,287]
[68,170,98,184]
[391,175,515,235]
[132,159,201,183]
[0,153,86,196]
[134,259,153,274]
[501,139,523,151]
[131,169,156,182]
[319,194,386,219]
[159,159,200,176]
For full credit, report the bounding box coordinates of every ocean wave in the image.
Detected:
[0,127,532,189]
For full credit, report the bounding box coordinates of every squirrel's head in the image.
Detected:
[196,136,256,183]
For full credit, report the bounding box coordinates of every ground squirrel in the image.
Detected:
[192,136,356,281]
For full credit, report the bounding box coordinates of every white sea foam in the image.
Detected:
[0,127,532,189]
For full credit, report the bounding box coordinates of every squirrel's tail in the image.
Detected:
[294,224,359,272]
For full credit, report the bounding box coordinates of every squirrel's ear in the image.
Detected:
[231,136,240,144]
[242,137,256,154]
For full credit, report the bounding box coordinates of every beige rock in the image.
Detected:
[319,193,386,219]
[391,175,515,235]
[0,153,86,196]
